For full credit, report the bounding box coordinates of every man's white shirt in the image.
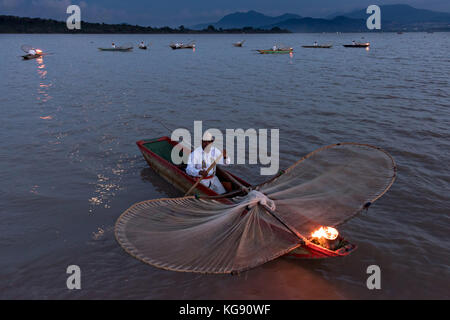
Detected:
[186,146,230,177]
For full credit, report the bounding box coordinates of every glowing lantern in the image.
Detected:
[311,226,339,240]
[311,226,340,250]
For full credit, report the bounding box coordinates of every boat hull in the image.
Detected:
[137,136,357,259]
[343,43,370,48]
[302,45,332,48]
[257,49,293,54]
[22,54,42,60]
[170,45,195,50]
[98,47,133,52]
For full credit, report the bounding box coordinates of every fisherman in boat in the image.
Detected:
[112,42,116,48]
[186,131,230,194]
[28,48,37,55]
[139,41,145,48]
[314,41,318,46]
[352,40,356,45]
[272,45,277,51]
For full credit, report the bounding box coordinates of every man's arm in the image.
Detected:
[186,151,201,177]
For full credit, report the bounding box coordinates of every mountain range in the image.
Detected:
[190,4,450,32]
[191,11,302,30]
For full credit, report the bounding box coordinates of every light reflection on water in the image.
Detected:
[35,57,52,106]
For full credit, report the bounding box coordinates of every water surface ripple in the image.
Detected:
[0,33,449,299]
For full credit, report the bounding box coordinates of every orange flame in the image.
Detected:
[36,49,43,54]
[311,226,339,240]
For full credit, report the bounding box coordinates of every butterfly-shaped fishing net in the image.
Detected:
[115,143,396,274]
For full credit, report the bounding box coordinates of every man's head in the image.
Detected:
[201,131,214,150]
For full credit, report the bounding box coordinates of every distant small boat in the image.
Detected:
[98,47,133,52]
[22,53,42,60]
[170,42,195,50]
[233,40,245,47]
[257,48,293,54]
[343,42,370,48]
[138,42,148,50]
[20,45,45,60]
[302,44,332,48]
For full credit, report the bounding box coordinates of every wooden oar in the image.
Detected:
[184,154,223,196]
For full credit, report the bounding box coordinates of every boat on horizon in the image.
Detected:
[20,45,45,60]
[170,42,196,50]
[98,47,133,52]
[257,47,293,54]
[22,53,43,60]
[343,42,370,48]
[302,44,332,48]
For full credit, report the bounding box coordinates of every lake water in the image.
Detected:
[0,33,449,299]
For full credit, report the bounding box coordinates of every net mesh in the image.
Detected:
[259,143,397,236]
[115,195,300,274]
[115,143,396,274]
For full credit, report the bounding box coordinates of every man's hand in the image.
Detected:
[199,170,208,178]
[222,149,227,159]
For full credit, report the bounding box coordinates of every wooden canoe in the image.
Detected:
[257,48,293,54]
[98,47,133,52]
[137,136,357,259]
[343,43,370,48]
[22,54,42,60]
[302,45,332,48]
[169,44,195,50]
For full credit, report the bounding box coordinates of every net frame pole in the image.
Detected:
[260,204,305,245]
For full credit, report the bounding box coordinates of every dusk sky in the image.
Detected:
[1,0,449,26]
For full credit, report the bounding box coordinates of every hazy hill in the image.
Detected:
[263,16,367,33]
[343,4,450,24]
[0,15,289,33]
[3,4,450,34]
[191,10,302,30]
[191,4,450,32]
